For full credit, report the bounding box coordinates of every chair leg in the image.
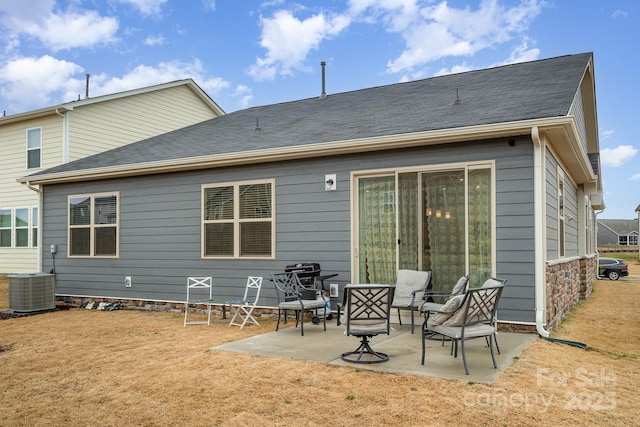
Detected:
[341,336,389,364]
[461,339,469,375]
[410,310,415,334]
[276,309,282,331]
[421,321,427,365]
[397,308,403,326]
[489,335,498,369]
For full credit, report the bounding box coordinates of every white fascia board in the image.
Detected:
[19,116,586,185]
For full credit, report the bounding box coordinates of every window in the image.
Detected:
[0,208,11,247]
[32,207,38,247]
[558,175,565,257]
[15,208,29,247]
[27,128,41,169]
[202,180,274,258]
[68,193,119,257]
[356,163,493,289]
[630,235,638,246]
[619,236,628,246]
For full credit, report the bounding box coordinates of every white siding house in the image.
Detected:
[1,79,224,273]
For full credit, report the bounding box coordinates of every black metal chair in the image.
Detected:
[271,272,327,336]
[341,284,394,364]
[390,269,432,333]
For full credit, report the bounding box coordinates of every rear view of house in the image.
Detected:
[21,53,603,334]
[1,79,224,273]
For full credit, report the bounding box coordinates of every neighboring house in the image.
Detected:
[1,79,224,273]
[597,219,639,247]
[21,53,603,334]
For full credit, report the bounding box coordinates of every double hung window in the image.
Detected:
[202,180,274,258]
[68,193,119,257]
[27,128,41,169]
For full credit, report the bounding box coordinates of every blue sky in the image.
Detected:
[0,0,637,218]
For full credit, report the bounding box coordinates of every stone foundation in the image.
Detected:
[545,256,596,331]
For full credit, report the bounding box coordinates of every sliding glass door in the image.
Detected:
[355,165,493,291]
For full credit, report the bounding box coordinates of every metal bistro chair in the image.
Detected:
[184,277,215,327]
[390,269,432,333]
[271,272,327,336]
[421,283,504,375]
[226,276,263,329]
[341,284,394,364]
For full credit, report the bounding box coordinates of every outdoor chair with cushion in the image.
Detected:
[341,284,395,364]
[390,269,432,333]
[226,276,263,329]
[421,282,504,375]
[271,272,327,336]
[184,277,215,327]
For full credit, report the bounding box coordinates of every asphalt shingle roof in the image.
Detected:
[31,52,591,177]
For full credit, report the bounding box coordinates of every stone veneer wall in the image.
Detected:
[545,256,596,331]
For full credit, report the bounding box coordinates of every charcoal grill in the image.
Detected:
[284,263,322,287]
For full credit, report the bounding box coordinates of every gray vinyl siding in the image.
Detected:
[41,136,537,323]
[545,149,579,259]
[569,89,588,153]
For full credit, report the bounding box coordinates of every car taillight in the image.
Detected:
[621,264,628,270]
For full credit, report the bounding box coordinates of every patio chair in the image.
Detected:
[421,282,504,375]
[271,272,327,336]
[390,269,431,333]
[184,277,215,327]
[226,276,263,329]
[341,284,395,364]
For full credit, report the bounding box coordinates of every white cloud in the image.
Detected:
[600,128,615,140]
[600,145,638,167]
[0,55,83,112]
[84,59,230,99]
[248,10,350,81]
[0,56,232,114]
[612,9,628,19]
[631,173,640,181]
[0,3,119,51]
[386,0,543,74]
[143,34,166,46]
[116,0,168,16]
[201,0,216,13]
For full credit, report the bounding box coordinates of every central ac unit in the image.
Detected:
[8,273,55,312]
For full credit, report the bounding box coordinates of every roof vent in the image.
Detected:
[255,117,261,132]
[319,62,327,99]
[453,88,462,105]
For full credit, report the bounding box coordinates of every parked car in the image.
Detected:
[598,258,629,280]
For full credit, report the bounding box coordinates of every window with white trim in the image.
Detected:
[27,128,41,169]
[68,193,119,257]
[32,207,38,247]
[15,208,29,247]
[0,208,11,247]
[202,180,274,258]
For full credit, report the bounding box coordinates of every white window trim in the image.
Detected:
[201,179,275,259]
[0,207,12,248]
[350,160,496,284]
[67,192,120,258]
[558,172,566,257]
[26,127,42,170]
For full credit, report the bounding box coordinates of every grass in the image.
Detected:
[1,274,639,426]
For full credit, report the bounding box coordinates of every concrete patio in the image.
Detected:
[212,318,537,383]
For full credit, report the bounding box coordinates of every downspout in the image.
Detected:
[55,108,69,163]
[532,126,550,338]
[24,181,43,272]
[532,126,587,349]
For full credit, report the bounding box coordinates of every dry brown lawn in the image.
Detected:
[1,264,639,426]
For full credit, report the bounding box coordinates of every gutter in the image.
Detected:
[19,116,586,186]
[532,126,588,349]
[531,126,550,338]
[24,181,43,272]
[55,108,69,163]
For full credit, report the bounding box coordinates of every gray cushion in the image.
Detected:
[426,294,464,327]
